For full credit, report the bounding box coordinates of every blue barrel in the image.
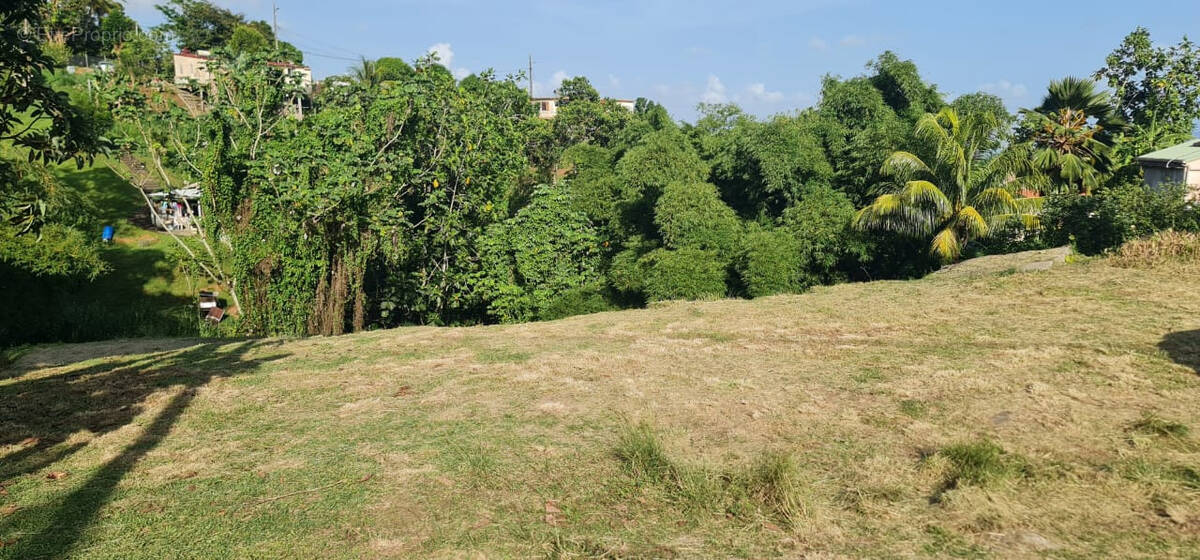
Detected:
[102,225,115,242]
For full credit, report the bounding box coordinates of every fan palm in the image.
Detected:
[1020,77,1123,194]
[854,108,1038,262]
[1032,77,1125,143]
[1022,107,1112,195]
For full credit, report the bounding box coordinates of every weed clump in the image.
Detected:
[615,422,675,482]
[1130,413,1190,438]
[740,452,806,526]
[614,423,808,527]
[938,440,1025,489]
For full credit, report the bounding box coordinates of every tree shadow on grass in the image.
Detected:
[1161,330,1200,375]
[0,338,288,558]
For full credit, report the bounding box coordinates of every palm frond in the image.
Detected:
[957,206,989,238]
[881,151,931,179]
[929,228,962,262]
[854,193,939,237]
[973,187,1018,215]
[900,180,952,218]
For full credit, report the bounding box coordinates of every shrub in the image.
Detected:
[737,226,804,297]
[477,186,602,323]
[1042,182,1200,255]
[654,181,742,257]
[639,247,727,302]
[1109,230,1200,268]
[781,184,870,284]
[539,284,614,321]
[606,235,656,298]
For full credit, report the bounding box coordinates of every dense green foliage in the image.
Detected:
[154,0,302,63]
[5,0,1199,345]
[477,186,602,323]
[1042,182,1200,255]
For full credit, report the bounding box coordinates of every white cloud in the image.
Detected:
[701,74,727,104]
[839,34,866,47]
[743,83,784,103]
[531,70,570,97]
[808,37,828,51]
[427,43,455,67]
[426,43,472,81]
[981,80,1029,100]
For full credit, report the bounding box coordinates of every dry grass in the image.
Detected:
[2,252,1200,558]
[1110,230,1200,268]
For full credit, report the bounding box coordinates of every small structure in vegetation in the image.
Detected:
[1137,139,1200,197]
[147,187,202,233]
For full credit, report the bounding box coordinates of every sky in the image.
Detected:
[123,0,1200,121]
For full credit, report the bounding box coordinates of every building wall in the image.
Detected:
[173,54,212,86]
[1188,161,1200,200]
[1143,164,1200,201]
[535,99,558,119]
[173,54,313,91]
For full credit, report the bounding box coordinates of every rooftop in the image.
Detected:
[1137,139,1200,166]
[175,49,310,71]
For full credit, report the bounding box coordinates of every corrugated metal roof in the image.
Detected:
[1137,139,1200,166]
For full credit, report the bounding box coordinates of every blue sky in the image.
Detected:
[124,0,1200,121]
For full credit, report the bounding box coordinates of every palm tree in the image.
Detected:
[1020,77,1124,195]
[1021,108,1112,195]
[854,108,1038,262]
[350,57,379,87]
[1031,77,1125,143]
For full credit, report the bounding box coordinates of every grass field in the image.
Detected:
[1,250,1199,558]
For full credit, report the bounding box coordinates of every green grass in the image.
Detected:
[1,152,206,345]
[2,254,1200,557]
[936,440,1026,489]
[1130,414,1190,439]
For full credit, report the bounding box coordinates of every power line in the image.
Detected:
[277,28,364,59]
[295,48,361,63]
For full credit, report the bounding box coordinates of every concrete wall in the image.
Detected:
[173,54,211,86]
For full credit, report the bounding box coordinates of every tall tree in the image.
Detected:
[1018,78,1120,195]
[855,108,1037,262]
[555,76,600,105]
[1095,27,1200,136]
[155,0,243,50]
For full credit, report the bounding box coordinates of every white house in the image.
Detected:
[173,50,313,91]
[532,97,635,119]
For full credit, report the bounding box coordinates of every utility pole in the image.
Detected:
[528,54,534,98]
[273,2,279,49]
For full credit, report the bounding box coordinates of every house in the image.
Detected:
[173,50,313,91]
[532,97,635,119]
[1137,139,1200,199]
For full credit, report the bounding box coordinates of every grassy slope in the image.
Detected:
[10,156,203,343]
[2,256,1200,558]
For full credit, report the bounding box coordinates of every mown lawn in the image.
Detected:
[1,253,1199,558]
